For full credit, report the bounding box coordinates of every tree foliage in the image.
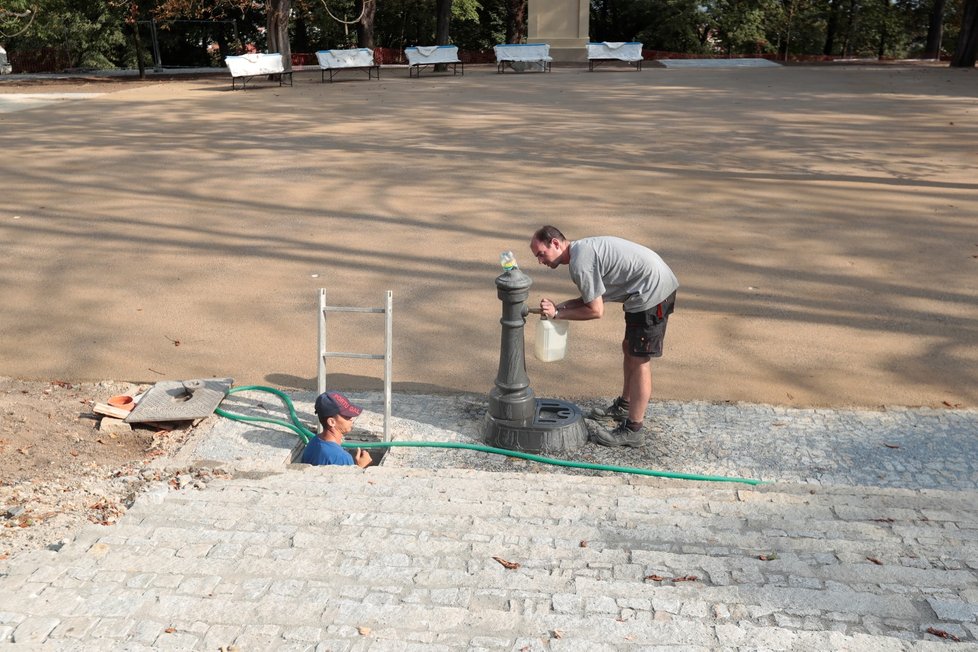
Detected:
[2,0,975,70]
[1,0,36,39]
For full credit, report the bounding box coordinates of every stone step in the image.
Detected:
[1,465,976,648]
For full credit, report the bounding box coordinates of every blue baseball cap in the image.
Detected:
[314,391,363,419]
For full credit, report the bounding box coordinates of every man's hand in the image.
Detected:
[539,298,558,319]
[354,448,372,468]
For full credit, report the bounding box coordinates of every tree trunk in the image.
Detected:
[435,0,452,45]
[842,0,858,57]
[266,0,293,72]
[434,0,452,70]
[924,0,947,59]
[505,0,527,44]
[782,0,796,62]
[877,28,886,60]
[293,14,309,53]
[215,30,230,62]
[131,21,146,80]
[824,0,839,55]
[356,0,376,48]
[950,0,978,66]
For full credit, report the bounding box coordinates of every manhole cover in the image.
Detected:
[126,378,234,423]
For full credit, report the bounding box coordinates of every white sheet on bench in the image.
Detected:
[316,49,376,69]
[405,45,461,66]
[225,53,285,77]
[587,42,643,61]
[494,43,552,63]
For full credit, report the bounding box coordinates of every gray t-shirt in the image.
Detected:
[569,237,679,312]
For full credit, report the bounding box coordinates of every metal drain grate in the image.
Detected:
[126,378,233,423]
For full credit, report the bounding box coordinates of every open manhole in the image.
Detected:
[292,430,389,467]
[346,431,389,467]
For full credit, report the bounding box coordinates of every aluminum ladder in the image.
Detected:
[317,289,393,441]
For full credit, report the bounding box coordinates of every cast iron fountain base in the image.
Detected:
[484,397,587,454]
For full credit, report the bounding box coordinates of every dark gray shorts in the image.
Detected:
[624,290,676,358]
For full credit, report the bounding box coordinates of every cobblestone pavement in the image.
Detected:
[208,390,978,492]
[2,391,978,649]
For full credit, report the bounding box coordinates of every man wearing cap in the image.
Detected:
[301,391,372,468]
[530,225,678,448]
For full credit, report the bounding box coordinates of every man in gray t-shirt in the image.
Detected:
[530,225,678,448]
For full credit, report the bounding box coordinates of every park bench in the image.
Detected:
[224,53,293,90]
[494,43,553,73]
[587,42,644,71]
[315,48,380,82]
[404,45,463,78]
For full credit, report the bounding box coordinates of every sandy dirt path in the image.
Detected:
[1,64,975,408]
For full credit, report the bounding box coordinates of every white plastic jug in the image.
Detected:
[534,318,568,362]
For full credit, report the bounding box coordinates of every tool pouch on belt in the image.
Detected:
[651,291,677,325]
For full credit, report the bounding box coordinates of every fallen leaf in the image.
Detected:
[579,540,588,548]
[943,400,962,408]
[644,575,665,582]
[164,627,176,634]
[357,626,371,636]
[926,627,960,641]
[867,557,883,565]
[70,450,79,457]
[51,380,73,388]
[672,575,698,582]
[883,443,900,449]
[492,556,520,570]
[759,554,778,561]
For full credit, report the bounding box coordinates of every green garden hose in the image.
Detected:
[216,385,766,486]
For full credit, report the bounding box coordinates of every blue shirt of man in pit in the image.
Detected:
[300,391,372,468]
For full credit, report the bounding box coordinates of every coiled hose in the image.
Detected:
[215,385,766,486]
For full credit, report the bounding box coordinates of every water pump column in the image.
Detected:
[488,267,537,422]
[484,262,588,454]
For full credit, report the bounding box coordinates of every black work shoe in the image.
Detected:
[591,420,644,448]
[589,396,629,422]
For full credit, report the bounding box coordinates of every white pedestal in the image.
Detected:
[527,0,589,62]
